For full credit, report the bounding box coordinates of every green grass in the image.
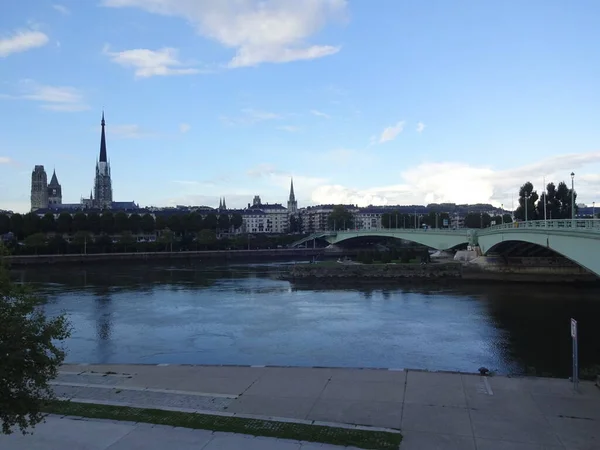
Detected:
[42,400,402,450]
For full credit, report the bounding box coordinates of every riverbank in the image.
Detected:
[1,248,355,266]
[37,364,600,449]
[280,261,599,283]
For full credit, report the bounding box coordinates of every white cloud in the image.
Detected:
[378,121,405,143]
[179,123,191,133]
[103,45,199,78]
[0,156,14,164]
[311,109,330,119]
[8,80,89,112]
[221,108,282,126]
[52,4,71,15]
[101,0,346,67]
[416,122,425,133]
[277,125,300,132]
[0,29,49,57]
[307,151,600,208]
[110,124,153,139]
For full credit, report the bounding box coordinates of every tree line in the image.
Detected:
[513,181,578,221]
[0,211,244,240]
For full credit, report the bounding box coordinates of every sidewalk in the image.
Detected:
[0,415,354,449]
[30,364,600,448]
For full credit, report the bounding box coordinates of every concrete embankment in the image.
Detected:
[281,261,599,283]
[2,248,355,266]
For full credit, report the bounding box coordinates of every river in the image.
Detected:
[17,261,600,377]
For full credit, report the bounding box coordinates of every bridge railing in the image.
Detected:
[483,219,600,233]
[334,227,468,234]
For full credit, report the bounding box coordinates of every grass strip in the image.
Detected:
[42,400,402,450]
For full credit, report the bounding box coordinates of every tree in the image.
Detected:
[100,212,114,234]
[72,212,88,232]
[95,234,112,253]
[0,256,70,435]
[502,214,513,223]
[40,213,56,233]
[9,214,24,240]
[289,215,301,233]
[0,214,10,235]
[218,214,230,231]
[230,213,243,231]
[159,230,174,251]
[128,213,142,234]
[167,215,182,234]
[556,181,577,219]
[140,214,155,233]
[24,233,47,254]
[196,229,217,249]
[71,231,91,253]
[47,234,67,254]
[22,213,40,237]
[514,182,539,221]
[464,212,491,228]
[118,231,136,252]
[155,215,168,231]
[327,206,354,230]
[203,213,218,231]
[56,213,72,234]
[87,213,101,235]
[114,212,129,233]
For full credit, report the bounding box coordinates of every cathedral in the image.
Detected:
[30,112,138,212]
[82,112,113,208]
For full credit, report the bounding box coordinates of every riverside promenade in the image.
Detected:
[3,364,600,449]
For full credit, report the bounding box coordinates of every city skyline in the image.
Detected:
[2,1,600,213]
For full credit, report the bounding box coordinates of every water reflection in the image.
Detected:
[18,262,600,376]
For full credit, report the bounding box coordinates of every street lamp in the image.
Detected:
[501,204,504,224]
[571,172,575,225]
[525,194,530,222]
[593,201,595,219]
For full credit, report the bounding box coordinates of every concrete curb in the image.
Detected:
[55,397,402,434]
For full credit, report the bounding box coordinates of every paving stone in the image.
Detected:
[319,379,404,403]
[307,398,402,429]
[226,394,316,419]
[400,430,476,450]
[401,404,472,437]
[106,425,214,450]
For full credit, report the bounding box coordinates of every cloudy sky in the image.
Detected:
[1,0,600,213]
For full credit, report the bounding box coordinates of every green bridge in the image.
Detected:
[292,219,600,277]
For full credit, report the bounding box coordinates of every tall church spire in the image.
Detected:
[289,178,296,202]
[99,111,107,162]
[219,197,222,209]
[222,197,227,210]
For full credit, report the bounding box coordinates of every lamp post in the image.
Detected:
[501,204,504,224]
[593,201,596,219]
[571,172,575,226]
[525,194,530,222]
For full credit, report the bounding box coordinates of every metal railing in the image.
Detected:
[483,219,600,233]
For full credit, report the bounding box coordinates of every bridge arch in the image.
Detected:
[326,230,470,251]
[478,230,600,276]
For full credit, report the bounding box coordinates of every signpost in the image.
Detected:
[571,318,578,390]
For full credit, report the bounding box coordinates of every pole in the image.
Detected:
[501,204,504,224]
[525,195,528,222]
[414,210,417,229]
[543,176,547,227]
[395,213,398,229]
[571,318,578,391]
[593,202,596,219]
[571,172,575,226]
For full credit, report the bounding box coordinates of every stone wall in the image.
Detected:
[282,263,463,280]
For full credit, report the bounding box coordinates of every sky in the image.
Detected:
[1,0,600,213]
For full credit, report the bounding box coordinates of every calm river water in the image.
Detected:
[17,261,600,377]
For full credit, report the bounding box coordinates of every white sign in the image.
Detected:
[443,219,449,226]
[571,318,577,338]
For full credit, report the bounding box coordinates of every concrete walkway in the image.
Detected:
[25,365,600,448]
[0,415,354,449]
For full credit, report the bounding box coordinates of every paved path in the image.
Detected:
[0,415,354,449]
[26,365,600,448]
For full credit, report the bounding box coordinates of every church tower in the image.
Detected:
[287,178,298,213]
[93,111,113,209]
[47,169,62,206]
[31,165,48,211]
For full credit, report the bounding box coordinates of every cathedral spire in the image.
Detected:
[222,197,227,210]
[219,197,222,209]
[99,111,107,163]
[289,178,296,202]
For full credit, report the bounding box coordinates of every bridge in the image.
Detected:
[292,219,600,276]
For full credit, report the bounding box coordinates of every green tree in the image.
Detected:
[40,213,56,233]
[72,212,88,232]
[556,181,577,219]
[167,215,182,234]
[502,214,513,223]
[140,214,155,233]
[114,212,129,233]
[218,214,230,231]
[118,231,136,252]
[22,213,40,237]
[464,212,491,228]
[0,214,10,235]
[230,213,243,231]
[87,213,101,235]
[0,257,70,435]
[95,234,113,253]
[47,234,67,254]
[100,212,114,234]
[155,215,168,231]
[514,182,539,221]
[159,230,174,251]
[128,213,142,233]
[196,229,217,249]
[56,213,72,234]
[72,231,91,253]
[327,206,354,230]
[23,233,47,254]
[203,213,218,231]
[289,215,301,233]
[9,214,24,240]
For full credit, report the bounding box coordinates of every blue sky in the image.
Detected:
[1,0,600,213]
